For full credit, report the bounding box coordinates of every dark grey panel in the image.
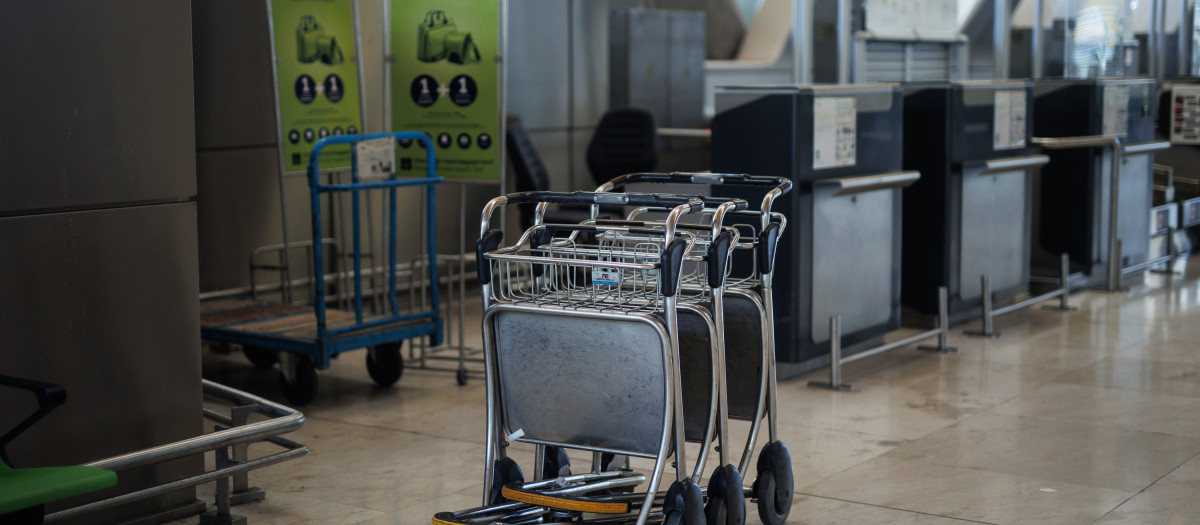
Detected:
[959,169,1029,299]
[197,147,307,292]
[192,0,278,149]
[0,203,202,522]
[495,309,668,455]
[811,186,896,343]
[0,1,196,212]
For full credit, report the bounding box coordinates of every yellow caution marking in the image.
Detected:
[501,485,630,514]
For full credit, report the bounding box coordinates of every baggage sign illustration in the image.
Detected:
[391,0,500,180]
[268,0,364,173]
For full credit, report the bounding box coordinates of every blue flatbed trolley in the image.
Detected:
[201,132,444,405]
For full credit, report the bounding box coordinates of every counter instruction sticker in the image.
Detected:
[993,90,1027,150]
[1170,84,1200,144]
[592,268,620,286]
[813,96,857,170]
[356,137,395,180]
[1103,85,1130,138]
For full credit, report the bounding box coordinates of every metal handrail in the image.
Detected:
[1031,135,1170,291]
[45,380,307,522]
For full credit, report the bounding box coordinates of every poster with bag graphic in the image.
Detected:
[391,0,500,180]
[268,0,364,173]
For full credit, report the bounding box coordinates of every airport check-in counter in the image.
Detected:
[901,81,1047,324]
[711,84,914,374]
[1032,78,1166,289]
[1155,79,1200,247]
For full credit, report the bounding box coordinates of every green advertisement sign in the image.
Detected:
[390,0,501,180]
[269,0,363,173]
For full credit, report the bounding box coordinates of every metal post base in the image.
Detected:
[917,344,960,353]
[807,381,854,391]
[200,511,248,525]
[228,487,267,506]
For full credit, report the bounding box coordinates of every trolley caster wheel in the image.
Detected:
[366,342,404,388]
[705,464,746,525]
[663,478,705,525]
[242,345,278,369]
[541,445,571,480]
[752,441,794,525]
[488,457,525,505]
[278,356,318,406]
[456,367,469,386]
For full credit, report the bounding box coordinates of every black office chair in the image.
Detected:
[507,120,601,230]
[586,107,660,186]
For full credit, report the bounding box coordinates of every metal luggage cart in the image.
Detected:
[598,172,794,525]
[201,132,443,405]
[457,191,712,525]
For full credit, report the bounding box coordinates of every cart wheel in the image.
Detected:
[541,445,571,480]
[242,346,278,369]
[489,457,525,506]
[278,356,318,406]
[663,478,705,525]
[705,464,746,525]
[752,441,793,525]
[456,367,469,386]
[366,342,404,388]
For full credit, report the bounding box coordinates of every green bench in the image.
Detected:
[0,375,117,524]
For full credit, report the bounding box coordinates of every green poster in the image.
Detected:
[269,0,363,173]
[391,0,501,180]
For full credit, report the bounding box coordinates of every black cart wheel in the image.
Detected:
[753,441,794,525]
[488,457,525,506]
[663,478,705,525]
[278,356,318,406]
[242,346,278,369]
[456,367,469,386]
[705,464,746,525]
[541,445,572,480]
[366,342,404,388]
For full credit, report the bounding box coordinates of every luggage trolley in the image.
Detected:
[200,132,443,405]
[598,173,794,525]
[451,191,723,525]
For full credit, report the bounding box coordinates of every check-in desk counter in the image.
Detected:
[901,81,1047,324]
[711,84,913,374]
[1032,78,1168,290]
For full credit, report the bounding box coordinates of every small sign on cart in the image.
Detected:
[592,268,620,286]
[356,137,396,180]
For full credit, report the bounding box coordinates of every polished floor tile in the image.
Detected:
[804,455,1131,525]
[178,258,1200,524]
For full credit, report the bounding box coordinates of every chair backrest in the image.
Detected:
[586,108,659,187]
[506,120,550,230]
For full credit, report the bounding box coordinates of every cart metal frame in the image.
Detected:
[200,132,443,402]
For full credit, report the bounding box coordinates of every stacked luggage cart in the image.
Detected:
[434,173,793,525]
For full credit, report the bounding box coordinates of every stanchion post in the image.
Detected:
[919,286,959,352]
[1109,238,1124,292]
[1045,253,1079,311]
[965,274,1000,337]
[808,315,853,391]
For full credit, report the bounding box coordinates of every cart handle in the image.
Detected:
[479,191,704,240]
[595,172,790,231]
[600,172,792,191]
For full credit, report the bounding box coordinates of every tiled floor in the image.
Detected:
[185,258,1200,524]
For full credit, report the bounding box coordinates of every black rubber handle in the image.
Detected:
[503,191,704,212]
[608,172,792,190]
[758,221,781,275]
[707,230,735,288]
[475,229,504,285]
[659,238,690,298]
